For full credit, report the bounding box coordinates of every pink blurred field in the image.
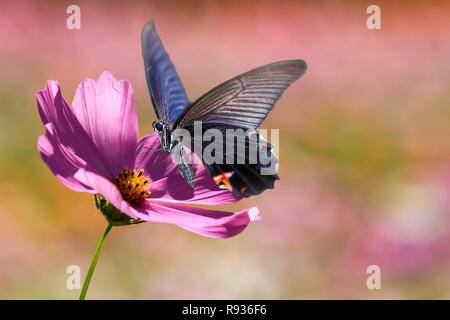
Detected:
[0,0,450,299]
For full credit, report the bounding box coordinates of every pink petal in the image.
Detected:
[131,200,260,238]
[73,168,145,221]
[135,134,241,205]
[71,71,138,178]
[38,123,92,192]
[36,80,113,179]
[73,168,259,238]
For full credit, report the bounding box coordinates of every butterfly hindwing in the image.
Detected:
[183,125,279,197]
[141,20,190,124]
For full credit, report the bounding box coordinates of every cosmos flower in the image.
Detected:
[36,71,259,238]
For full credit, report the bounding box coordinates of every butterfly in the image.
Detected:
[141,20,307,198]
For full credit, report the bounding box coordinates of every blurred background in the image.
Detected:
[1,0,450,299]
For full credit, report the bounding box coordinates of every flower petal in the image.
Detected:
[73,168,146,221]
[38,123,92,192]
[73,168,259,238]
[131,199,260,238]
[36,80,113,179]
[71,71,138,177]
[135,134,241,205]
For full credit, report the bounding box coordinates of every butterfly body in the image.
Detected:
[152,120,173,152]
[142,20,307,197]
[152,120,195,187]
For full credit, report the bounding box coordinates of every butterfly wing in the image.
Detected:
[175,60,306,129]
[141,20,190,124]
[177,60,306,196]
[184,125,279,197]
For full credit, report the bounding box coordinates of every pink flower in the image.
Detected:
[36,71,259,238]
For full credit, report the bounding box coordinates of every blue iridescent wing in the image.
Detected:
[141,20,190,124]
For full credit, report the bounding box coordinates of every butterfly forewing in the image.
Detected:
[175,60,307,129]
[141,20,190,124]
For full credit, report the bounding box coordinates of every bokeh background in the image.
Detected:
[1,0,450,299]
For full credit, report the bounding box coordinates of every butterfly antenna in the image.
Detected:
[136,137,149,154]
[136,145,164,169]
[152,151,162,168]
[143,147,163,152]
[151,150,171,172]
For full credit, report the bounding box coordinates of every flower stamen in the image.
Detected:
[114,167,151,204]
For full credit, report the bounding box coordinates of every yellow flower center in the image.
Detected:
[114,167,151,205]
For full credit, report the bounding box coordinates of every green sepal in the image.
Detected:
[94,194,144,226]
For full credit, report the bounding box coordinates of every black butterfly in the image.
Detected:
[141,20,307,197]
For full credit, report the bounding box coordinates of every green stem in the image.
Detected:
[79,223,113,300]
